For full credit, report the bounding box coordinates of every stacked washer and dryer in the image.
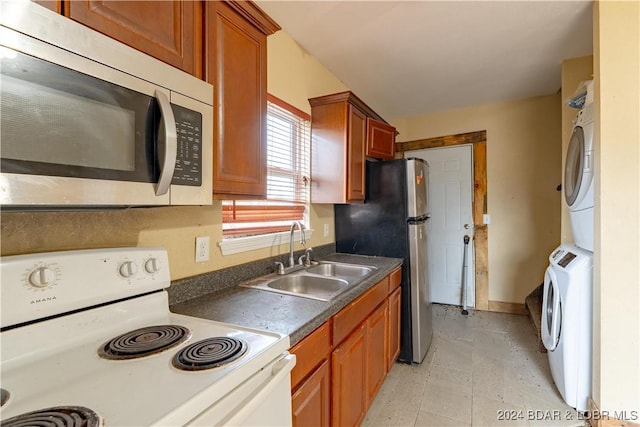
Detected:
[541,85,595,413]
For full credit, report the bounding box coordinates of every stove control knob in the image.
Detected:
[144,258,160,274]
[28,267,56,288]
[118,261,138,278]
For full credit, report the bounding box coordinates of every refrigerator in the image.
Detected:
[334,158,433,364]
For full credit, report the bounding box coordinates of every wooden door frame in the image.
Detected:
[397,131,489,311]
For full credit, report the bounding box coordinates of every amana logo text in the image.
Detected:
[30,296,57,304]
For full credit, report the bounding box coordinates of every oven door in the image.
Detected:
[187,353,296,427]
[0,28,196,207]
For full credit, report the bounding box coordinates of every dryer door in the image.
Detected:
[565,126,585,208]
[541,267,562,351]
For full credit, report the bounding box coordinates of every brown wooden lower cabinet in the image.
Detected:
[366,300,389,405]
[332,322,368,427]
[292,360,330,427]
[290,266,403,427]
[388,286,402,371]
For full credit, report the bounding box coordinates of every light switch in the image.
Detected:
[483,214,491,225]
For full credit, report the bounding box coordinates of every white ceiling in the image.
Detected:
[256,0,593,120]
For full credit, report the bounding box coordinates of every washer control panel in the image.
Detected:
[558,252,577,268]
[550,246,580,269]
[0,247,170,329]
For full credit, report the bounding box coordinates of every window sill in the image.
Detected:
[218,229,314,256]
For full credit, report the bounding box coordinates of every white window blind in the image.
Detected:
[222,95,311,237]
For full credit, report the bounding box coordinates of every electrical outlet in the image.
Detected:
[195,236,210,263]
[323,224,330,238]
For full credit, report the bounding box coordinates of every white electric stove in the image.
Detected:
[0,247,295,426]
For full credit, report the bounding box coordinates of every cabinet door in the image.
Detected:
[332,323,367,427]
[206,1,267,198]
[67,1,202,77]
[292,360,330,427]
[367,118,396,160]
[347,105,366,202]
[367,301,389,404]
[388,287,402,370]
[309,102,349,204]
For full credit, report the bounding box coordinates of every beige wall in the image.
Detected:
[393,95,562,304]
[592,1,640,414]
[0,194,342,280]
[561,56,594,245]
[267,30,350,251]
[267,31,348,115]
[0,30,347,280]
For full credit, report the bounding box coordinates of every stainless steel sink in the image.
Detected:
[267,275,349,299]
[240,261,377,301]
[305,262,373,277]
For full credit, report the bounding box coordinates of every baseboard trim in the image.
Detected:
[588,397,640,427]
[487,300,528,315]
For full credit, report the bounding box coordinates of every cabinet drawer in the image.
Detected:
[290,321,331,390]
[388,267,402,294]
[333,277,389,347]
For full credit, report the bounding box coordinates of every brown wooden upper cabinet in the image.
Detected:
[41,0,281,200]
[64,1,203,77]
[205,1,280,199]
[366,118,396,160]
[309,91,397,204]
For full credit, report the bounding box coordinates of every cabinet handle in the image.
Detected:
[155,89,177,196]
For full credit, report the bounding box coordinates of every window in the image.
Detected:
[222,95,311,238]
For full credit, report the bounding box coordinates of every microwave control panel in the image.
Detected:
[171,104,202,187]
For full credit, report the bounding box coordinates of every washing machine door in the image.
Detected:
[565,126,585,207]
[565,124,594,210]
[541,267,562,351]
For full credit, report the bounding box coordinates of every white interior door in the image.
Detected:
[406,145,475,307]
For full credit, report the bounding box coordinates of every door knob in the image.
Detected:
[464,224,474,229]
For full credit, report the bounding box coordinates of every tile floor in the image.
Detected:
[362,304,587,427]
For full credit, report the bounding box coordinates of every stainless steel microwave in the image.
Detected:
[0,1,212,208]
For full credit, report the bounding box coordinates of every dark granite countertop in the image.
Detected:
[170,253,403,346]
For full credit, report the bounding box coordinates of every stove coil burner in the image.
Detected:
[0,389,9,407]
[98,325,190,360]
[172,337,248,371]
[0,406,100,427]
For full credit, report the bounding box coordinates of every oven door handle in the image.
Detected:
[154,89,177,197]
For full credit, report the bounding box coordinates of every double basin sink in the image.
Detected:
[241,261,377,301]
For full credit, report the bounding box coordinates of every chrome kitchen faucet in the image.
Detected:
[288,221,306,267]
